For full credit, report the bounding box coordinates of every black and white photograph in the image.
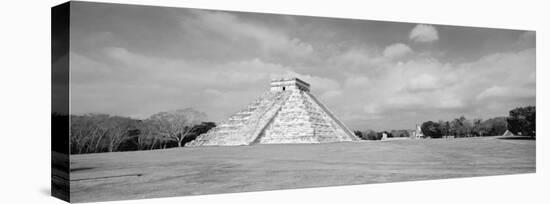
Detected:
[48,0,538,203]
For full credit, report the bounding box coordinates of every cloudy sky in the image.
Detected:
[69,2,535,131]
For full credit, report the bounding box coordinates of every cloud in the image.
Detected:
[182,10,314,60]
[330,48,372,65]
[475,86,508,100]
[435,93,464,109]
[335,46,534,130]
[71,45,345,121]
[383,43,413,58]
[328,48,389,72]
[406,73,440,92]
[321,90,343,99]
[476,86,535,101]
[73,41,535,131]
[409,24,439,43]
[68,4,535,131]
[363,103,382,114]
[345,76,370,88]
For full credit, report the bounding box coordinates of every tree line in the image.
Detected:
[353,106,535,140]
[59,106,535,153]
[420,106,535,138]
[354,129,411,140]
[65,108,216,154]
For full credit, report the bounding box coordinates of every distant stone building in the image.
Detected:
[410,124,425,139]
[188,78,359,146]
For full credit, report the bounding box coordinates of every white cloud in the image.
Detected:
[330,48,380,66]
[383,43,412,58]
[204,89,223,96]
[436,93,464,109]
[182,10,314,59]
[406,73,440,92]
[332,46,535,127]
[294,74,341,93]
[71,45,348,121]
[345,76,370,88]
[69,7,536,130]
[321,90,343,99]
[476,86,535,101]
[363,103,382,114]
[409,24,439,43]
[475,86,508,100]
[92,43,534,129]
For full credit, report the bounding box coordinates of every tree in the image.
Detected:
[102,116,138,152]
[472,118,483,136]
[421,121,443,138]
[437,120,449,137]
[70,114,110,154]
[147,108,207,147]
[366,130,382,140]
[355,129,380,140]
[354,131,364,139]
[401,130,411,138]
[390,129,410,138]
[443,121,451,136]
[181,122,216,146]
[69,114,139,153]
[480,117,508,136]
[117,128,141,152]
[136,120,162,150]
[507,106,536,137]
[462,119,473,137]
[450,116,472,137]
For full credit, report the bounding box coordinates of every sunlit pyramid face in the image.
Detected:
[189,78,358,146]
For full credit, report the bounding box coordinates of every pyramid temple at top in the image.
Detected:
[188,78,359,146]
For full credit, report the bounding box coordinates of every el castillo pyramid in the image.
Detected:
[188,78,359,146]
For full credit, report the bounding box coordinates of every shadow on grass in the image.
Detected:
[497,136,535,140]
[71,173,143,182]
[70,167,95,172]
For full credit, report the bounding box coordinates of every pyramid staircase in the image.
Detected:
[188,91,292,146]
[188,78,358,146]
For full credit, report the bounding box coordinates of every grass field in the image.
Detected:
[70,136,535,203]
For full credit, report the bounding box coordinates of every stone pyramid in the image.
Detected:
[502,130,515,136]
[188,78,359,146]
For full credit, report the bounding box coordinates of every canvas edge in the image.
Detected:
[51,1,71,202]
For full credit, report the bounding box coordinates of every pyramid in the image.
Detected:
[502,130,515,136]
[188,78,359,146]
